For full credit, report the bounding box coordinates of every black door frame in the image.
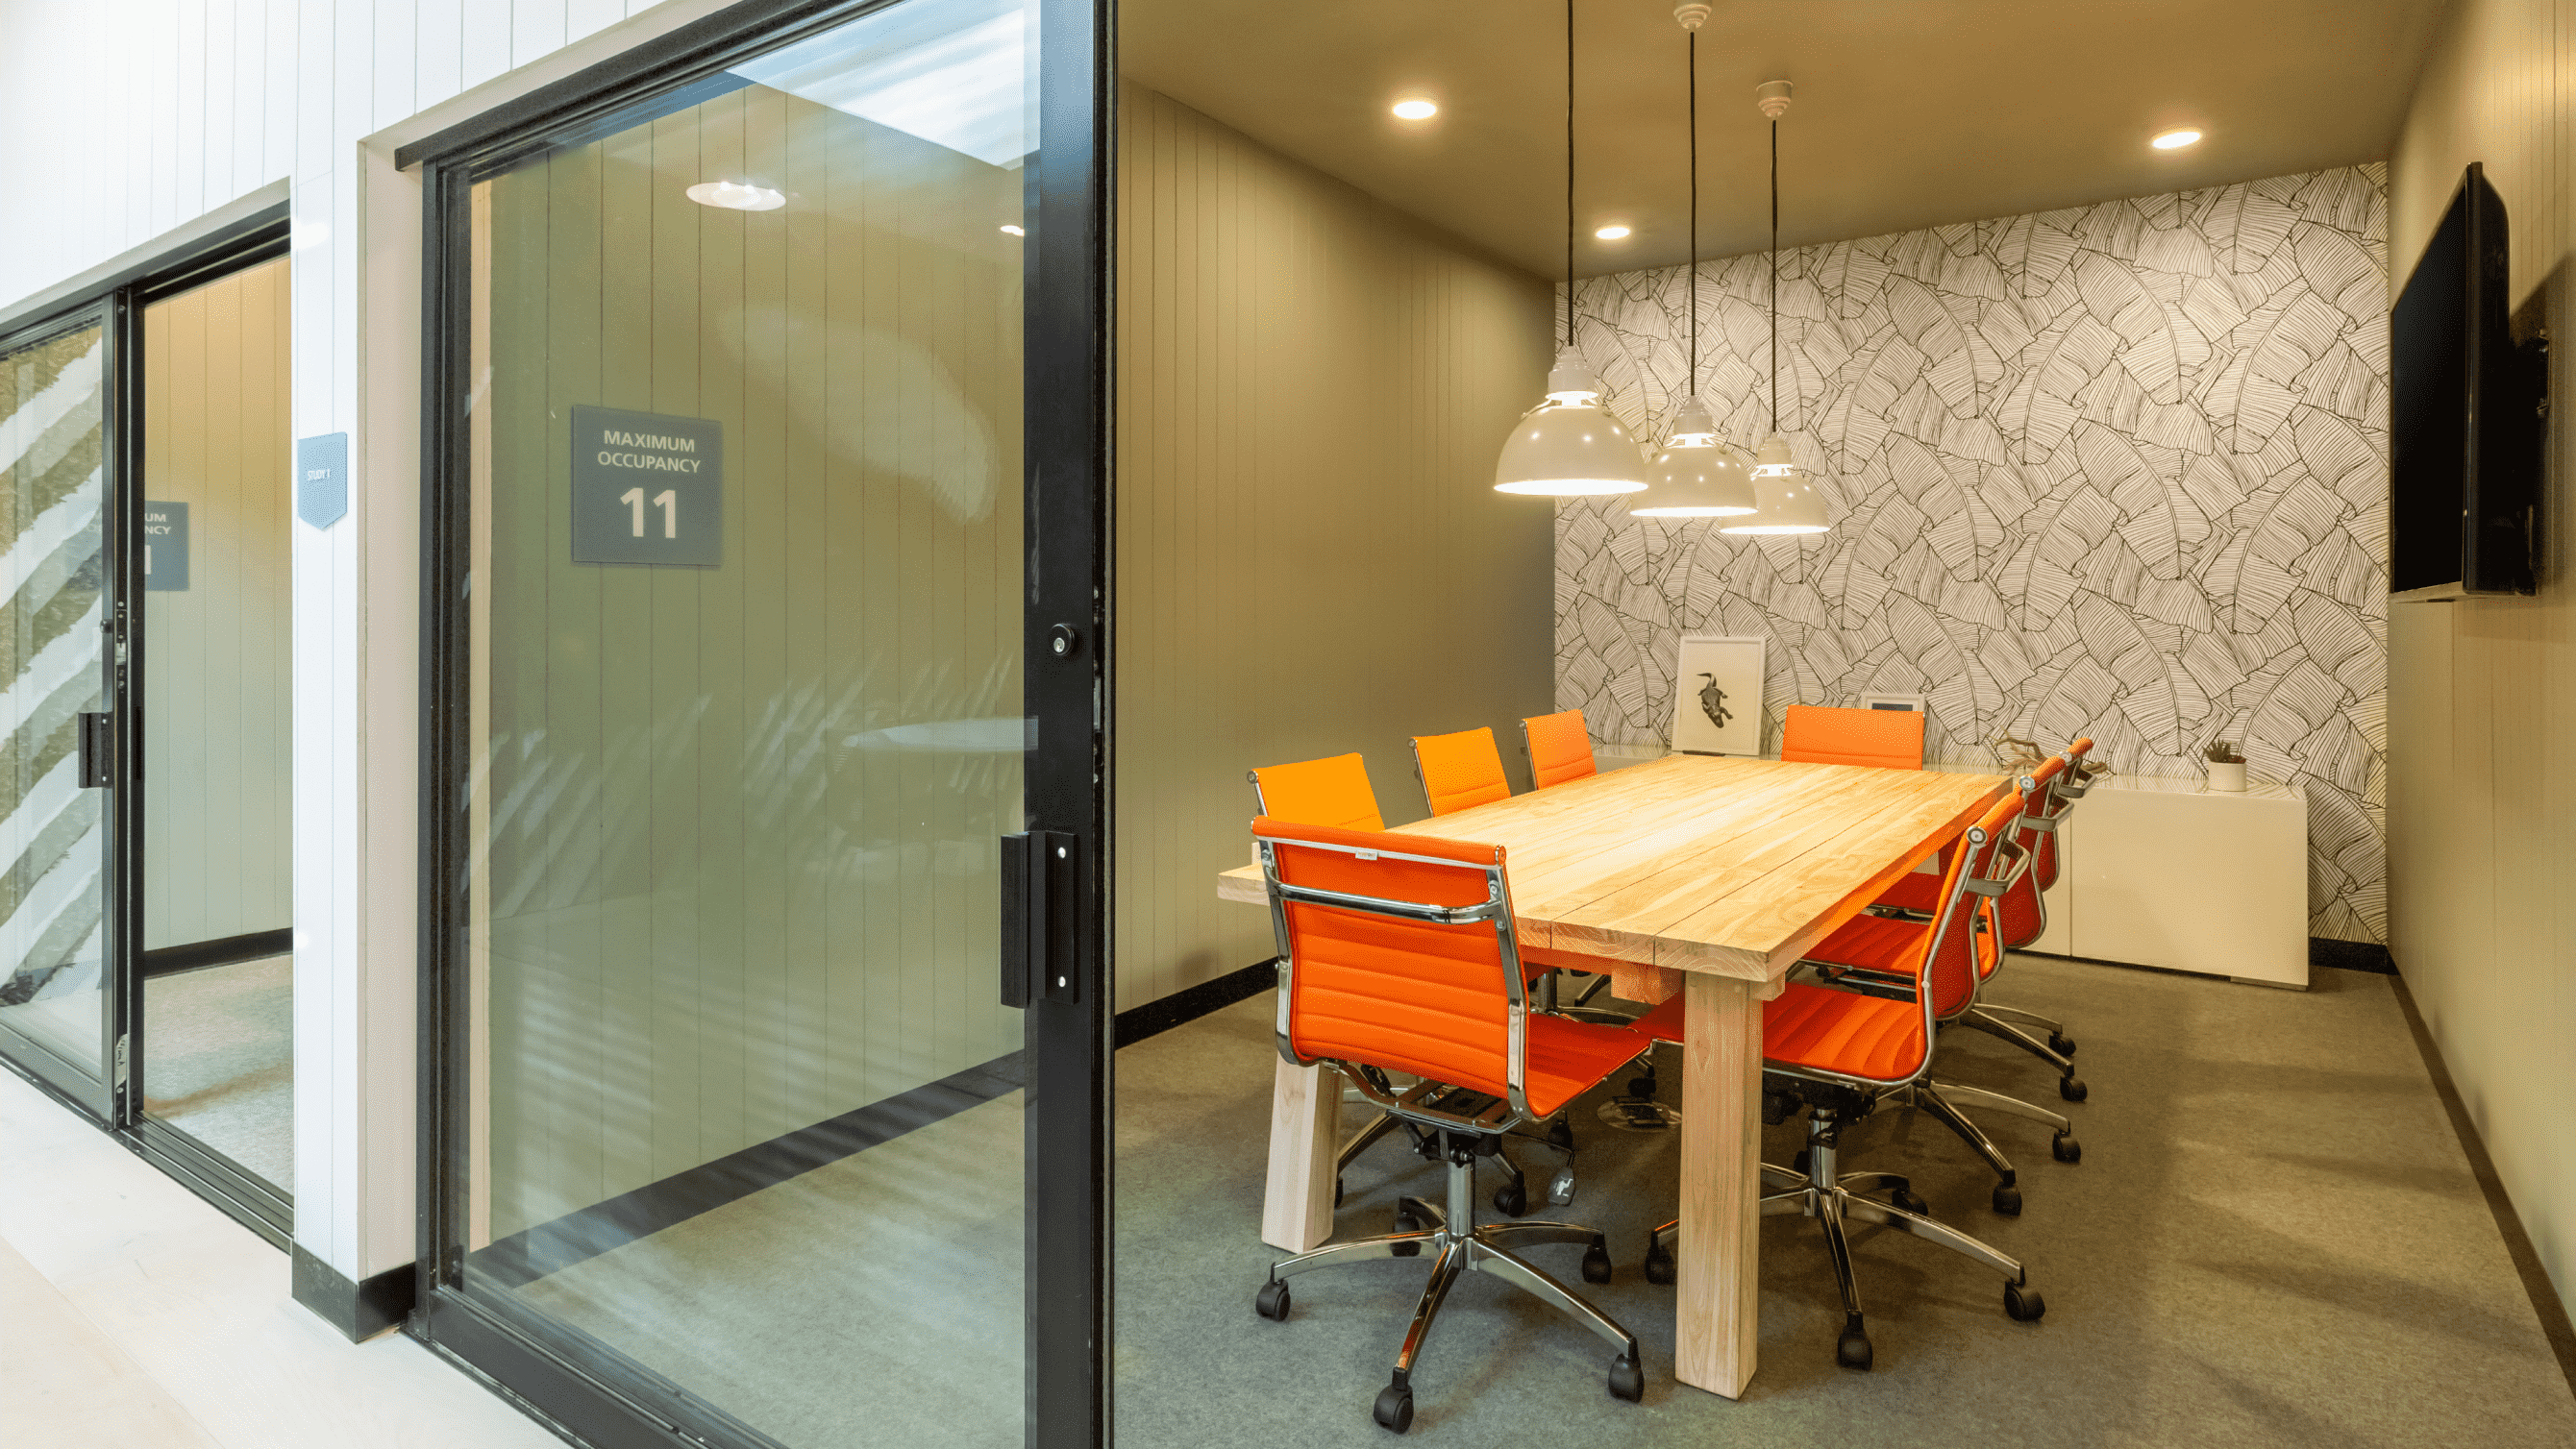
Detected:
[405,1,1114,1445]
[0,213,297,1251]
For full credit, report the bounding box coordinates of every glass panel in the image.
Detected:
[0,321,110,1085]
[138,258,295,1189]
[459,1,1030,1442]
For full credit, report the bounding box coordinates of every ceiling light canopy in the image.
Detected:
[2150,128,2203,150]
[685,181,787,211]
[1594,224,1631,240]
[1392,98,1439,120]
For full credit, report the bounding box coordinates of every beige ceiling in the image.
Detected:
[1120,0,2450,282]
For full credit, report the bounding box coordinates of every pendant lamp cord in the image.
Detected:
[1769,115,1779,433]
[1565,0,1576,352]
[1687,32,1698,390]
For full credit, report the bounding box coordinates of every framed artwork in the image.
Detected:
[1672,636,1766,755]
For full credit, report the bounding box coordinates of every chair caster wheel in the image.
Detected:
[1836,1319,1874,1371]
[1335,1175,1347,1208]
[1494,1180,1529,1217]
[1581,1240,1614,1284]
[1254,1280,1292,1321]
[1792,1148,1812,1174]
[1992,1184,2022,1216]
[1548,1118,1576,1150]
[1391,1210,1423,1256]
[1607,1354,1644,1402]
[2049,1032,2076,1056]
[2058,1076,2089,1103]
[1642,1241,1676,1286]
[2005,1281,2046,1321]
[2052,1133,2082,1164]
[1548,1167,1578,1206]
[1373,1379,1414,1434]
[1892,1188,1929,1216]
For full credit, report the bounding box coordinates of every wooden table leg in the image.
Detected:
[1261,1057,1338,1251]
[1675,971,1764,1398]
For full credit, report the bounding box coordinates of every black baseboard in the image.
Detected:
[2386,970,2576,1399]
[140,927,296,979]
[1112,959,1274,1049]
[2310,937,2396,973]
[473,1051,1026,1289]
[292,1245,416,1341]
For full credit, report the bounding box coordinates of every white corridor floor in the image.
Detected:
[0,1068,559,1449]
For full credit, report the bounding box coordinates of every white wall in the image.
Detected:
[0,0,737,1289]
[2386,0,2576,1320]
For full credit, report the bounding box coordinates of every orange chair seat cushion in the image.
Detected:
[1763,982,1928,1082]
[1517,1015,1654,1118]
[1619,984,1927,1082]
[1805,912,1928,974]
[1874,868,1941,913]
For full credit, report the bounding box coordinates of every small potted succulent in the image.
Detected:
[2203,738,2247,793]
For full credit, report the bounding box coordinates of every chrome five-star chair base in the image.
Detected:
[1256,1135,1642,1433]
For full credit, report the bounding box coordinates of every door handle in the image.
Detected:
[1001,830,1077,1008]
[76,712,113,789]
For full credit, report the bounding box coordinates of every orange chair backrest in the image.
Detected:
[1521,710,1598,790]
[1917,788,2027,1020]
[1780,704,1925,771]
[2031,736,2095,892]
[1992,756,2068,953]
[1253,817,1520,1097]
[1249,753,1384,832]
[1411,727,1512,816]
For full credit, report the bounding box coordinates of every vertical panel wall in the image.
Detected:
[140,258,295,951]
[2386,0,2576,1320]
[1112,83,1557,1010]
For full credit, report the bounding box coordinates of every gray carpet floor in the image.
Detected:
[139,954,292,1188]
[1114,955,2576,1447]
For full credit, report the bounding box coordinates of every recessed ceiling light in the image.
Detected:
[1392,98,1438,120]
[1000,224,1026,235]
[685,180,786,211]
[1595,225,1631,240]
[2150,128,2203,151]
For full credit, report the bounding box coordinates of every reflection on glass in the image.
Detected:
[0,323,109,1080]
[138,258,296,1189]
[460,1,1031,1443]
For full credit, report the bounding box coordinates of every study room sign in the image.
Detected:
[570,405,723,566]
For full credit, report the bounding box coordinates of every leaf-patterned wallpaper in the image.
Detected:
[1556,164,2389,944]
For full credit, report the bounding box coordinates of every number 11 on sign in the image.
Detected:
[619,487,679,539]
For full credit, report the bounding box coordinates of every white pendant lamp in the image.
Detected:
[1494,0,1648,498]
[1635,14,1754,518]
[1721,81,1832,536]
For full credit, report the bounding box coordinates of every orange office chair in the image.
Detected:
[1630,787,2045,1370]
[1248,818,1649,1430]
[1847,758,2083,1214]
[1247,755,1573,1224]
[1951,737,2097,1096]
[1249,752,1386,831]
[1779,703,1925,770]
[1409,727,1512,816]
[1520,710,1598,789]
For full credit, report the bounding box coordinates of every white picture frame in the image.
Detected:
[1672,636,1766,756]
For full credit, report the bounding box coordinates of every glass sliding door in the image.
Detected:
[415,1,1111,1445]
[134,257,296,1205]
[0,315,115,1117]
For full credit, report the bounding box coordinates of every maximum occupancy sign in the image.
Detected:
[569,404,724,566]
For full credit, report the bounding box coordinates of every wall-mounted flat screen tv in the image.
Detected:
[2389,162,2546,601]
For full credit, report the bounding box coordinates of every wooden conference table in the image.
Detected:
[1214,752,2010,1400]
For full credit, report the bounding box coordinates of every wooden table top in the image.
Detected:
[1217,754,2010,983]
